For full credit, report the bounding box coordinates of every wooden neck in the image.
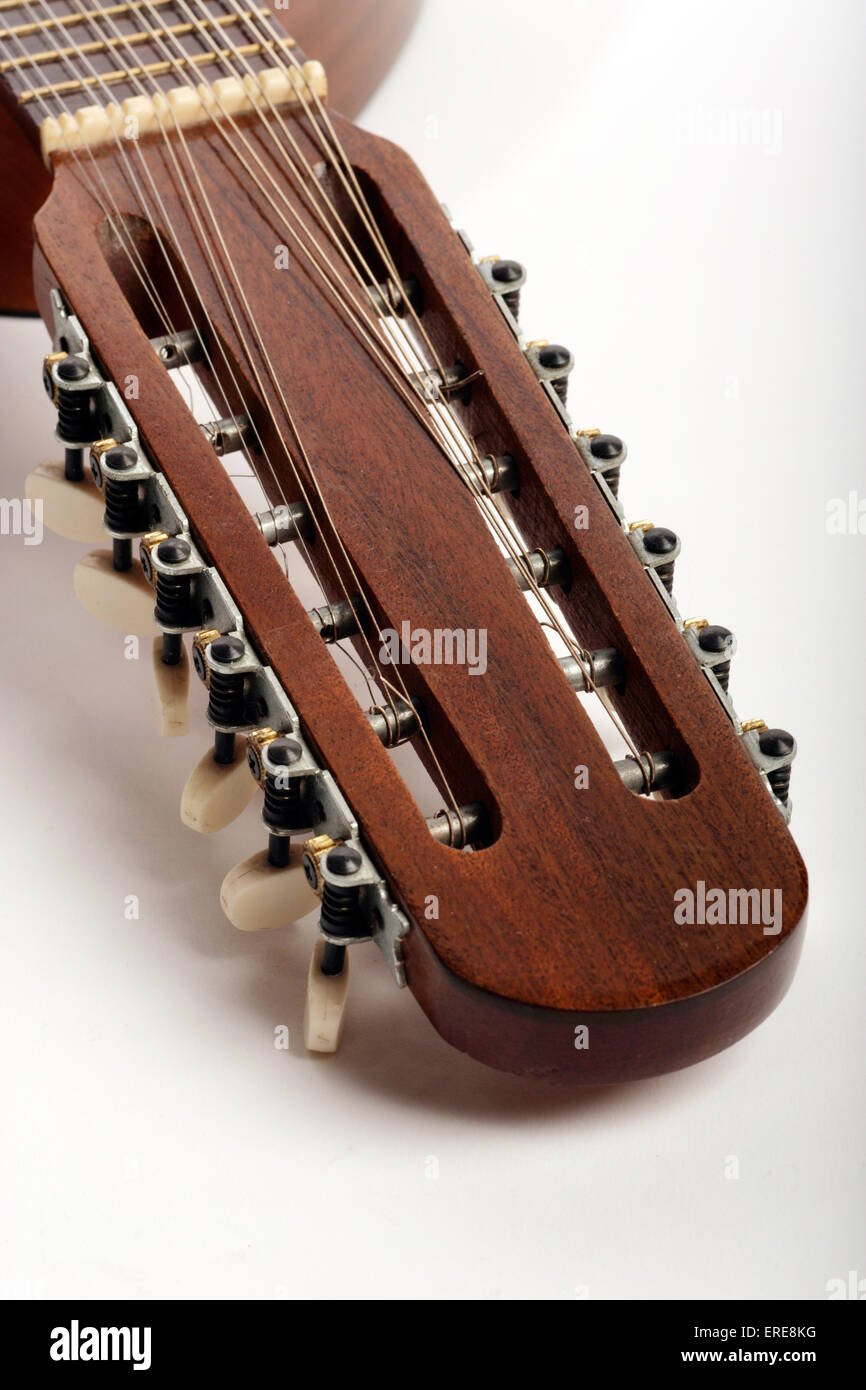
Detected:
[0,1,298,137]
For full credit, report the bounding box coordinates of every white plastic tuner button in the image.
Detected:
[219,845,319,931]
[26,460,105,544]
[303,938,350,1054]
[152,637,189,738]
[180,744,257,834]
[72,549,158,633]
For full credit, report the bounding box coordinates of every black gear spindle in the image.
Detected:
[644,527,679,594]
[759,728,795,804]
[95,445,147,573]
[320,845,365,947]
[206,635,247,763]
[590,434,624,498]
[538,344,574,404]
[490,259,526,318]
[698,624,735,692]
[154,537,196,665]
[262,738,309,858]
[55,356,100,446]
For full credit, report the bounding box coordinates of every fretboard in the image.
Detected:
[0,0,296,128]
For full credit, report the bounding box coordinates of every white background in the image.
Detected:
[1,0,863,1300]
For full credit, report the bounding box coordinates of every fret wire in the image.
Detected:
[0,10,271,74]
[19,38,289,102]
[0,2,267,43]
[0,1,174,39]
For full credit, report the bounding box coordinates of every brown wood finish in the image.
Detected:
[26,89,806,1083]
[0,99,51,313]
[0,0,422,313]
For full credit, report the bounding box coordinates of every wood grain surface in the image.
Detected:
[0,0,423,313]
[27,82,806,1082]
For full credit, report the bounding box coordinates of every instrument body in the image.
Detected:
[3,1,807,1082]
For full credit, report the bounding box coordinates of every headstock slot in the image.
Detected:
[338,142,708,797]
[90,193,504,849]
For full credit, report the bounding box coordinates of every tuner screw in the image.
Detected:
[42,350,66,403]
[246,727,279,784]
[302,835,341,893]
[191,629,221,685]
[138,531,170,584]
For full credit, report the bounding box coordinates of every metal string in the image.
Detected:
[4,1,649,786]
[58,0,468,808]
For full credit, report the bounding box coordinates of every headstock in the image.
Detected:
[11,0,806,1081]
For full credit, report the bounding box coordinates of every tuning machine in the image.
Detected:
[574,429,627,503]
[740,719,796,821]
[246,728,322,864]
[477,255,527,325]
[182,629,264,832]
[42,349,106,481]
[682,618,736,695]
[628,520,681,597]
[525,340,574,406]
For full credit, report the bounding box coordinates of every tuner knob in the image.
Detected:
[303,937,350,1054]
[180,743,258,834]
[220,845,319,931]
[25,460,106,544]
[151,636,189,738]
[72,549,158,633]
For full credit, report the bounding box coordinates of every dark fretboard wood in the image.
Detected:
[0,1,299,136]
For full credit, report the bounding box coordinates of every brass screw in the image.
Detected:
[191,629,221,687]
[302,834,341,894]
[741,718,768,734]
[138,531,169,585]
[42,350,67,403]
[628,519,654,534]
[90,437,118,459]
[140,529,169,554]
[576,428,601,438]
[246,727,279,783]
[683,617,709,631]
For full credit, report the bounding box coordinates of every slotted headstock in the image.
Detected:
[14,3,806,1081]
